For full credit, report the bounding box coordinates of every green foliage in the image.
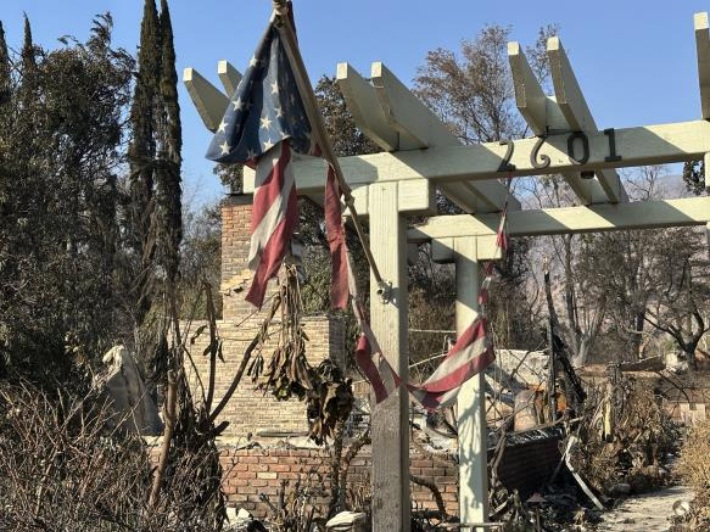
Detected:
[177,202,222,319]
[213,162,243,193]
[0,14,134,382]
[20,15,36,74]
[0,22,11,106]
[682,159,706,196]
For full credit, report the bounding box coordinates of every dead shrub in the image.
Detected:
[677,419,710,490]
[0,381,224,531]
[570,377,678,496]
[259,466,329,532]
[673,419,710,530]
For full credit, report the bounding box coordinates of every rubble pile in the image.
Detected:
[569,376,678,497]
[673,419,710,531]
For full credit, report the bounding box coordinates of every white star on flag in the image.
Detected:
[205,6,319,309]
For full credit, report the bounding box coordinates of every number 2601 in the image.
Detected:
[497,128,622,174]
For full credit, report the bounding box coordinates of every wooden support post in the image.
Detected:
[694,12,710,119]
[454,238,489,531]
[369,182,410,531]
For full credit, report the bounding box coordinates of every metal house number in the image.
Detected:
[497,128,623,175]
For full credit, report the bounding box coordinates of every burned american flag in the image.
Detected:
[205,3,505,409]
[206,19,316,308]
[349,206,509,410]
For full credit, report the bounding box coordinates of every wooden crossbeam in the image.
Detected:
[508,42,606,204]
[546,37,627,203]
[409,197,710,242]
[336,62,398,150]
[183,67,229,132]
[337,62,519,213]
[217,60,242,97]
[243,119,710,196]
[508,42,549,134]
[370,62,454,150]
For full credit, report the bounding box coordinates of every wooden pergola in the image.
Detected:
[185,11,710,531]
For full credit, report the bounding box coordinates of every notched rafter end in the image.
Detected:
[336,61,351,81]
[217,60,242,98]
[183,66,229,133]
[507,41,521,56]
[182,67,195,82]
[546,35,561,53]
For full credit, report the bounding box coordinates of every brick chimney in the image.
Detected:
[184,194,345,441]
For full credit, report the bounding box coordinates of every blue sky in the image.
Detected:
[1,1,707,207]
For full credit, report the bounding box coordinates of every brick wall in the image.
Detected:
[219,437,562,518]
[185,315,344,439]
[183,195,345,439]
[220,195,257,321]
[493,436,562,497]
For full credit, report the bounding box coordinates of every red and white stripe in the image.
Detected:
[246,140,298,308]
[323,165,349,309]
[349,205,509,410]
[348,255,398,403]
[406,319,495,409]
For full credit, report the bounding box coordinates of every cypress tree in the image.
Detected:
[157,0,182,287]
[21,14,36,74]
[0,21,11,105]
[19,14,37,108]
[128,0,162,325]
[127,0,184,332]
[0,20,12,137]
